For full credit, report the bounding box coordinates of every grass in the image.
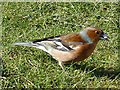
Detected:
[2,2,120,88]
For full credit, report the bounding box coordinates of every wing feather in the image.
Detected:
[32,33,87,51]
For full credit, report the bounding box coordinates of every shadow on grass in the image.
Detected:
[72,63,120,79]
[37,53,120,79]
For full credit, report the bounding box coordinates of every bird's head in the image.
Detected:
[80,27,109,44]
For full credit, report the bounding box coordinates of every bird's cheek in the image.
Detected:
[93,37,100,43]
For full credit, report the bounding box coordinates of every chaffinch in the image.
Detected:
[14,27,109,70]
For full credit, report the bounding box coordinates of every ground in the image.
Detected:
[1,2,120,88]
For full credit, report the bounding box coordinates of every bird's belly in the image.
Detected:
[63,44,96,64]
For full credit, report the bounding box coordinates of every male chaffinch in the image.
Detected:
[14,27,109,70]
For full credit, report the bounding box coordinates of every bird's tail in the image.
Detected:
[13,42,33,47]
[13,42,49,53]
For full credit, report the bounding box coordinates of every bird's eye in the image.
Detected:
[95,31,100,35]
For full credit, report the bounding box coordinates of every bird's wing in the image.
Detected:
[32,34,85,51]
[32,37,73,51]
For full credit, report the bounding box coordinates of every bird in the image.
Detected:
[14,27,109,70]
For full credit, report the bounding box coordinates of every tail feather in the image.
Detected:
[13,42,49,53]
[13,42,33,47]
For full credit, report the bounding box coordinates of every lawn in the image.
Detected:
[2,2,120,88]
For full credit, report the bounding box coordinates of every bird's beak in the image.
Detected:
[100,33,109,41]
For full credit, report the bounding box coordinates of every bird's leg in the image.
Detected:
[58,61,65,71]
